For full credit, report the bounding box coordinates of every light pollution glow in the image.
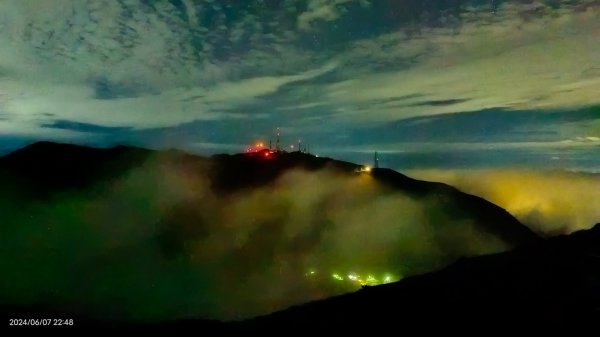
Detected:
[0,159,510,321]
[410,169,600,235]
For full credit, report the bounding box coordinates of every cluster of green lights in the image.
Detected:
[306,269,397,286]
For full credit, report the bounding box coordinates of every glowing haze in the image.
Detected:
[411,169,600,235]
[0,159,509,320]
[0,0,599,170]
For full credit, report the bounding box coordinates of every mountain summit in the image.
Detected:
[1,141,540,245]
[0,141,541,322]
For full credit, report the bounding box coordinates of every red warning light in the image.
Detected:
[244,139,275,158]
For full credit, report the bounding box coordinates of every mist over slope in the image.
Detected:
[410,169,600,236]
[245,223,600,330]
[0,142,538,321]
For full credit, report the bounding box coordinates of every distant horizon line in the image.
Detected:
[1,140,599,174]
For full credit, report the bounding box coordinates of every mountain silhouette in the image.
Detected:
[0,141,540,245]
[0,141,546,326]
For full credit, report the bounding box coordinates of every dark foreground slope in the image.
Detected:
[3,224,597,329]
[245,223,600,329]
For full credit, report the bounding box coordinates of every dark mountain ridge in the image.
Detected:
[0,141,550,327]
[0,141,541,245]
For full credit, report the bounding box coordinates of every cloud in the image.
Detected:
[0,0,325,132]
[0,118,96,140]
[409,169,600,235]
[199,61,338,104]
[0,160,510,321]
[323,139,600,155]
[1,59,335,129]
[408,98,471,107]
[297,0,368,31]
[320,4,600,124]
[1,0,600,163]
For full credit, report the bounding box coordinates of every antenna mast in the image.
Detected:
[276,128,281,152]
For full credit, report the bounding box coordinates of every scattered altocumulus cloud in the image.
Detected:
[0,0,600,169]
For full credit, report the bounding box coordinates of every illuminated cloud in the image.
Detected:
[0,0,599,169]
[410,169,600,235]
[297,0,369,31]
[321,4,600,123]
[0,162,511,320]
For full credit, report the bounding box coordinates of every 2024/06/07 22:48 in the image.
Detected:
[9,318,74,326]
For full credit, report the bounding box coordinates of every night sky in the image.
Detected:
[1,0,600,170]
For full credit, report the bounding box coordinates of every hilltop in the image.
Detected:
[0,141,540,245]
[0,141,542,324]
